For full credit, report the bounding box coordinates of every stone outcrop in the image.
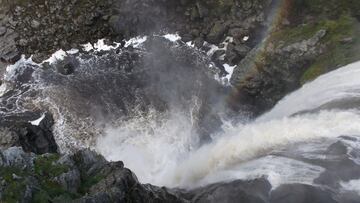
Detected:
[229,29,327,114]
[0,147,185,202]
[0,113,58,154]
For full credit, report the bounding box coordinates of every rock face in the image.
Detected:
[0,0,272,64]
[0,147,186,203]
[0,113,58,154]
[229,29,327,114]
[185,178,272,203]
[0,0,113,61]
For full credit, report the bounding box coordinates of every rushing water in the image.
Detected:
[2,36,360,196]
[97,61,360,191]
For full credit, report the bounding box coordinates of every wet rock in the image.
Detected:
[0,26,6,36]
[0,113,58,155]
[17,113,58,154]
[226,43,251,64]
[206,21,228,44]
[186,178,271,203]
[181,33,193,42]
[270,184,337,203]
[57,62,75,75]
[230,29,327,114]
[194,37,205,48]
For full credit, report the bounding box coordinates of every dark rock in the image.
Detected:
[0,127,18,149]
[206,21,228,44]
[55,56,78,75]
[0,147,186,202]
[32,53,48,63]
[194,37,205,48]
[57,62,75,75]
[229,29,327,114]
[186,178,271,203]
[16,113,58,154]
[226,43,251,64]
[196,1,209,18]
[30,20,40,29]
[18,38,28,47]
[270,184,337,203]
[181,33,193,42]
[0,26,6,36]
[0,111,58,155]
[229,27,247,40]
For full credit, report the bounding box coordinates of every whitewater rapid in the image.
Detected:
[97,61,360,189]
[3,34,360,193]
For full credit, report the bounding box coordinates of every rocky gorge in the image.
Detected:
[1,0,360,202]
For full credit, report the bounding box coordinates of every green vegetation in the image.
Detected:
[301,16,360,83]
[78,173,105,194]
[0,153,107,202]
[266,0,360,84]
[34,154,68,177]
[0,167,30,203]
[32,154,81,202]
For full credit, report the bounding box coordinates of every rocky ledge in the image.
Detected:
[1,146,355,203]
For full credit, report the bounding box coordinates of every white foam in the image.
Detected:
[0,82,7,97]
[260,61,360,121]
[124,36,148,48]
[162,34,181,42]
[197,155,324,188]
[96,60,360,188]
[168,110,360,187]
[66,49,79,55]
[4,55,35,81]
[97,109,360,188]
[29,114,45,126]
[94,39,121,51]
[96,110,199,185]
[341,179,360,195]
[223,64,236,81]
[82,43,94,52]
[42,49,67,64]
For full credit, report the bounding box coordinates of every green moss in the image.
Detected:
[300,15,360,83]
[270,14,354,45]
[0,167,30,203]
[34,154,69,177]
[32,154,80,202]
[267,7,360,84]
[78,173,105,194]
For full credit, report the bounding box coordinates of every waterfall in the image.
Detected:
[96,61,360,188]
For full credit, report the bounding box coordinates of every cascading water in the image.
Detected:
[2,35,360,197]
[96,61,360,194]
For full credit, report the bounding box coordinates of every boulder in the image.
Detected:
[16,113,58,154]
[186,178,271,203]
[229,29,327,114]
[0,113,58,155]
[206,21,228,44]
[270,184,336,203]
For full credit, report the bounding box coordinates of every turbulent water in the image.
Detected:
[97,61,360,193]
[2,36,360,196]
